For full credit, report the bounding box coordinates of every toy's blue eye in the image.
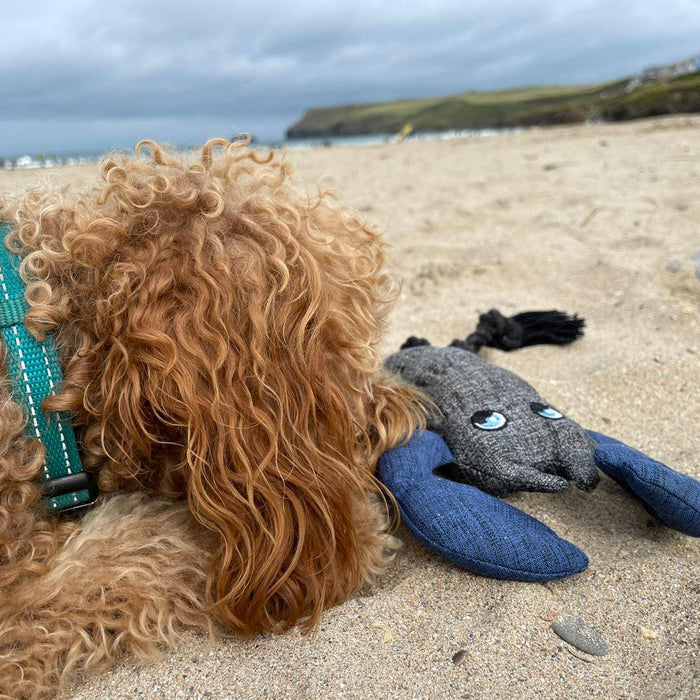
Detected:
[530,402,564,420]
[471,410,507,431]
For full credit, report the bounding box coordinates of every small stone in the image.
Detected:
[665,261,681,272]
[551,616,609,656]
[452,649,469,666]
[640,626,658,639]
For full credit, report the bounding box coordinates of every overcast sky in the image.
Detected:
[2,0,699,156]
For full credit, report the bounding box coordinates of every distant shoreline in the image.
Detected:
[5,96,700,170]
[1,127,528,168]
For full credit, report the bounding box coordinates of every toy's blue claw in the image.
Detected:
[378,431,588,581]
[588,430,700,537]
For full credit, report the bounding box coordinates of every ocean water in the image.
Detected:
[276,126,524,151]
[3,127,525,169]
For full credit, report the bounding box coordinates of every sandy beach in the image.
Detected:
[1,115,698,700]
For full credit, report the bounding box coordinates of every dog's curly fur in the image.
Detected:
[0,139,425,699]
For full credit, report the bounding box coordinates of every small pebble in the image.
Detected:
[452,649,468,666]
[551,616,609,656]
[665,261,681,272]
[640,626,658,640]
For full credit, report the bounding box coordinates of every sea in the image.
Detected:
[2,127,524,170]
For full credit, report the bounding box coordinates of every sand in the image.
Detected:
[1,115,698,699]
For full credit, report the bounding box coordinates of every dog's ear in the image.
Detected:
[121,213,406,632]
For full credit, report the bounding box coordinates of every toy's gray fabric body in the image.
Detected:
[384,346,599,497]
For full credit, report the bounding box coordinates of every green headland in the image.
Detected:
[286,68,700,139]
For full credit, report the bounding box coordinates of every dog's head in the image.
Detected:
[11,139,423,631]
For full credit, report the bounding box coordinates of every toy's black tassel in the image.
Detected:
[400,336,431,350]
[450,309,585,354]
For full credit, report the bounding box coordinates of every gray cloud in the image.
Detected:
[1,0,699,155]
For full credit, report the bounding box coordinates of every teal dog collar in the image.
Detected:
[0,222,96,512]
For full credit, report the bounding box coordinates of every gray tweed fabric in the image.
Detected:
[384,346,599,497]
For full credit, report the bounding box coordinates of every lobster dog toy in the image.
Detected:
[379,310,700,580]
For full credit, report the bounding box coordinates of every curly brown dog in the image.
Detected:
[0,139,425,699]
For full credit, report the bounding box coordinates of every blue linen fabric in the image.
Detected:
[589,430,700,537]
[378,430,588,581]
